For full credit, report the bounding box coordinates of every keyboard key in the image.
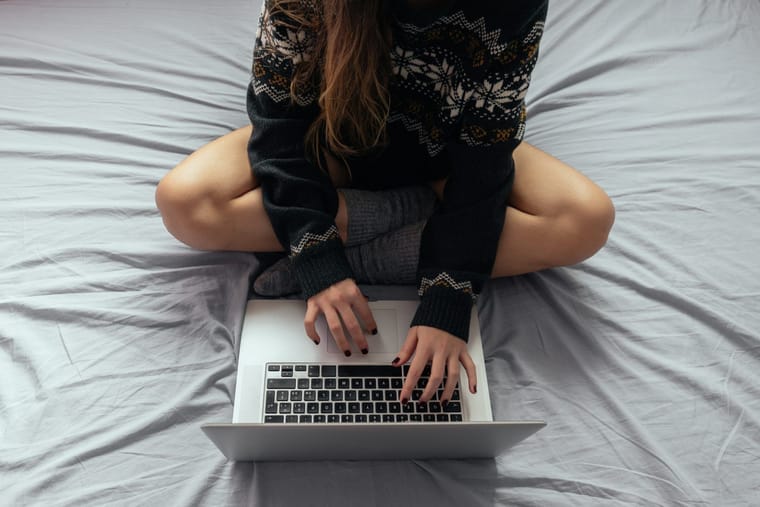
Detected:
[355,414,368,423]
[345,390,357,401]
[293,403,305,414]
[330,391,343,401]
[290,391,302,401]
[443,402,461,413]
[410,414,422,422]
[320,402,333,414]
[327,415,340,423]
[378,378,390,389]
[338,365,401,377]
[402,402,414,413]
[267,378,296,389]
[311,378,323,389]
[375,402,388,413]
[348,403,360,413]
[314,415,326,423]
[383,414,394,422]
[338,378,350,389]
[341,415,353,423]
[304,390,316,401]
[371,391,383,401]
[325,378,337,389]
[334,402,347,414]
[286,415,298,423]
[429,402,441,413]
[281,370,293,378]
[436,414,449,422]
[297,379,309,389]
[369,415,381,423]
[361,402,373,413]
[281,365,293,372]
[299,415,312,423]
[450,414,463,422]
[365,379,377,389]
[384,390,397,401]
[416,402,427,413]
[295,365,307,372]
[351,378,363,389]
[265,403,278,414]
[391,378,403,389]
[265,415,284,423]
[396,414,409,422]
[388,402,401,413]
[276,391,288,402]
[265,391,275,404]
[358,390,371,401]
[307,403,319,414]
[321,365,337,377]
[308,365,320,377]
[317,391,330,401]
[423,414,435,422]
[267,364,280,371]
[278,403,291,414]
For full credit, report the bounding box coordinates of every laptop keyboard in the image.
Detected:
[263,363,464,423]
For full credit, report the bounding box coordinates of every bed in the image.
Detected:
[2,0,758,505]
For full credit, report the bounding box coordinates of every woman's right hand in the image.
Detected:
[304,278,377,356]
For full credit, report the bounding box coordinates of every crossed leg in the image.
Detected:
[155,125,614,275]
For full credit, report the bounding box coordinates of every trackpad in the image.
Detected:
[319,309,401,354]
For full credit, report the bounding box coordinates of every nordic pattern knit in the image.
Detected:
[247,0,548,341]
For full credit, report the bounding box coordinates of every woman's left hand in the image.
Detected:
[394,325,477,405]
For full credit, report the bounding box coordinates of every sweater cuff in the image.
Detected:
[411,285,474,342]
[289,237,354,299]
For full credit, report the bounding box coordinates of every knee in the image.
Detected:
[557,187,615,265]
[155,169,221,250]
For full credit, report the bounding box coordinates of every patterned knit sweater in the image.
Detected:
[247,0,547,341]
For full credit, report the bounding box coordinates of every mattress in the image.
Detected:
[1,0,759,505]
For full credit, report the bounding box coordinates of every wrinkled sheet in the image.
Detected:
[1,0,759,505]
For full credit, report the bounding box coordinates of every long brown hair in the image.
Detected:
[266,0,393,164]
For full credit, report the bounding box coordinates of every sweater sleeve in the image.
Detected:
[247,0,353,298]
[410,3,547,341]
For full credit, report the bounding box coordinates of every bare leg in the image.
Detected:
[490,142,615,277]
[156,126,350,251]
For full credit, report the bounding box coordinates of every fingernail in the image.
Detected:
[473,385,477,394]
[312,339,320,345]
[344,350,351,357]
[401,397,409,405]
[371,328,378,335]
[442,400,449,408]
[391,357,400,365]
[361,348,368,355]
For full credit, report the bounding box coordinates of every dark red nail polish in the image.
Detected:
[361,348,368,355]
[473,385,477,394]
[391,357,400,365]
[371,328,378,335]
[312,339,320,345]
[442,400,449,408]
[344,350,351,357]
[401,397,409,405]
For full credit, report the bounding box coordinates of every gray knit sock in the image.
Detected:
[341,186,436,247]
[252,221,424,296]
[344,221,424,285]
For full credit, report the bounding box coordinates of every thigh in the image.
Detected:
[510,141,607,217]
[162,125,256,201]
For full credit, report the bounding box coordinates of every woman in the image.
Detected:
[156,0,614,406]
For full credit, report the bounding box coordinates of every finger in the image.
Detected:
[351,296,377,335]
[440,355,460,404]
[394,326,418,367]
[324,307,352,356]
[304,302,321,344]
[421,350,445,402]
[338,302,368,354]
[401,343,429,404]
[460,350,477,394]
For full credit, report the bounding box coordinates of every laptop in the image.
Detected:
[202,298,545,461]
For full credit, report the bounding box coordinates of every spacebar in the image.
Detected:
[338,365,403,377]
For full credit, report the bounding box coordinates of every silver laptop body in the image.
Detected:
[203,299,545,461]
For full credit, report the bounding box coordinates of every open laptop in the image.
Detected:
[202,298,545,461]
